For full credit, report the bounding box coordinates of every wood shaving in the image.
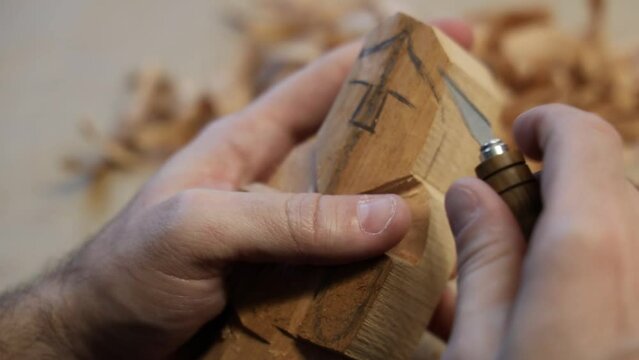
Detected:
[220,0,384,101]
[471,0,638,183]
[65,0,638,188]
[64,68,214,180]
[472,1,639,140]
[64,0,384,186]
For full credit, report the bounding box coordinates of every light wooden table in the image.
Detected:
[0,0,637,291]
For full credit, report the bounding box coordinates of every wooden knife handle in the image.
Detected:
[475,150,542,239]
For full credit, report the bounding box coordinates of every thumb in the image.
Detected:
[145,189,411,265]
[443,178,526,360]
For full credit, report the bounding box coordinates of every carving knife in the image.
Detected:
[440,70,542,239]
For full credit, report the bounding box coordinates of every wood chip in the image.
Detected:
[472,0,638,184]
[66,0,638,188]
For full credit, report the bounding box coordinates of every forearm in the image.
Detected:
[0,274,82,358]
[0,231,150,360]
[0,223,190,360]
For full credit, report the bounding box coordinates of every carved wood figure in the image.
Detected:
[203,13,504,360]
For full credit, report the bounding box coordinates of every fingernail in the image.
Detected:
[357,195,397,235]
[445,187,478,236]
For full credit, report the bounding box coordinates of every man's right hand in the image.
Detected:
[443,104,639,359]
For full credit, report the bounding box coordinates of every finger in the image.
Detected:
[222,20,474,182]
[430,18,474,49]
[513,104,626,213]
[242,19,473,142]
[502,104,635,359]
[218,19,475,182]
[145,190,411,266]
[211,41,361,183]
[512,104,631,271]
[428,279,457,341]
[156,20,475,191]
[146,41,360,196]
[442,178,525,360]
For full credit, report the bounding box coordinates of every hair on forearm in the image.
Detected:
[0,238,96,359]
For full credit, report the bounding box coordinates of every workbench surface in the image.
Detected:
[1,0,637,290]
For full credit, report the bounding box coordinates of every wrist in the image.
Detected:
[49,224,181,359]
[0,272,88,358]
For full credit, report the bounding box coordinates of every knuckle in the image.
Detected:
[516,103,580,129]
[160,189,206,238]
[532,103,577,119]
[148,189,227,261]
[284,193,323,255]
[582,113,623,147]
[200,113,236,138]
[542,219,623,264]
[539,102,573,113]
[533,103,585,123]
[530,104,623,151]
[550,220,599,246]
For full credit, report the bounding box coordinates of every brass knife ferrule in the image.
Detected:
[475,139,542,239]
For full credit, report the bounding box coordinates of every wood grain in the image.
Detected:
[203,13,504,359]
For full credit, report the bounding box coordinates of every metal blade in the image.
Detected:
[440,69,494,145]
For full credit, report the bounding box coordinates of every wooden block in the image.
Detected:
[203,13,503,360]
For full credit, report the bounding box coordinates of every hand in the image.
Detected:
[443,104,639,359]
[0,20,473,359]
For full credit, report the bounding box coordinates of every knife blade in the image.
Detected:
[440,71,494,147]
[440,69,542,239]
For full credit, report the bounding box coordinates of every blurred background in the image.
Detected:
[1,0,638,291]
